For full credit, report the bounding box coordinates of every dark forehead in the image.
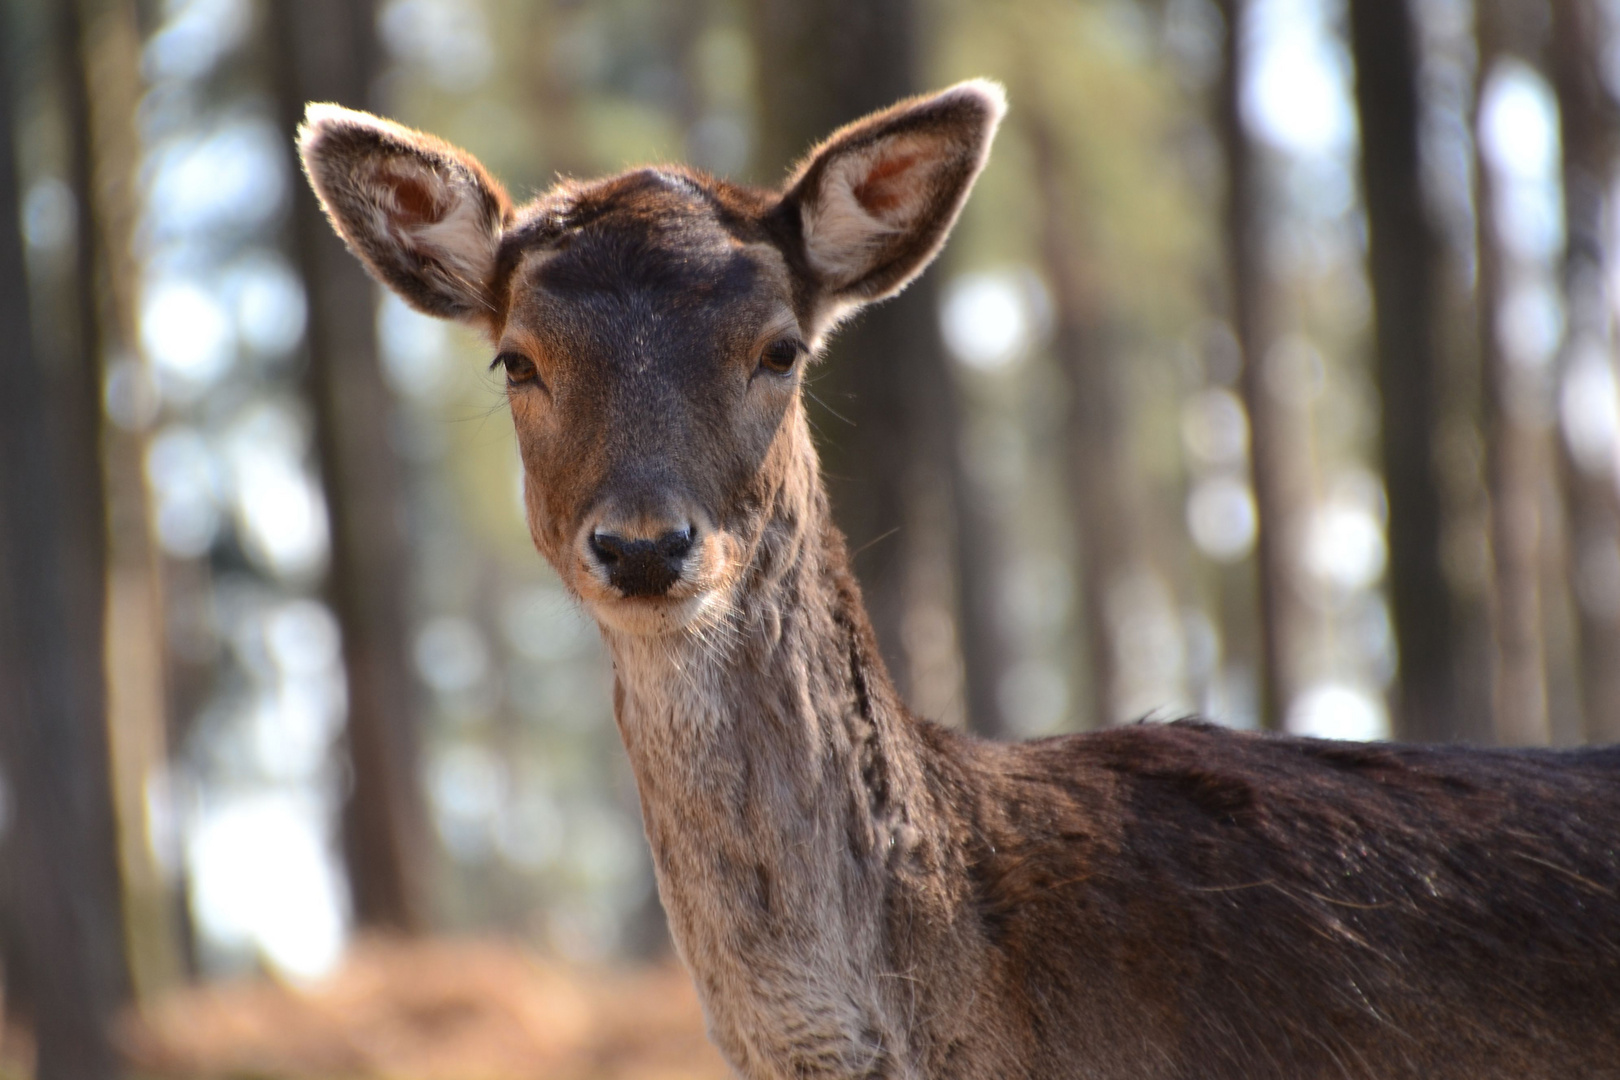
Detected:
[498,168,789,306]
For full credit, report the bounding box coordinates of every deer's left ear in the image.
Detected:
[781,79,1005,307]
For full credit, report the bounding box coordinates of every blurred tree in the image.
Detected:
[1348,0,1469,741]
[76,0,186,998]
[1023,93,1132,729]
[522,0,595,180]
[0,1,130,1074]
[751,0,1011,736]
[1472,0,1557,745]
[1549,0,1620,743]
[1212,0,1302,730]
[268,0,431,931]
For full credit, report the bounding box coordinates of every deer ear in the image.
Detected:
[783,80,1005,306]
[298,104,510,324]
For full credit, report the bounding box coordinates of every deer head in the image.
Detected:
[299,82,1003,638]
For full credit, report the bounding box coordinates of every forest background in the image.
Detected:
[4,0,1619,1076]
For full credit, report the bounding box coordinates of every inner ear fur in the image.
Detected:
[298,104,511,323]
[782,79,1005,305]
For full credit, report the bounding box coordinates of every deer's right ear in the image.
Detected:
[298,104,510,324]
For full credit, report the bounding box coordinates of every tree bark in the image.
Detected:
[0,3,130,1074]
[1348,0,1467,741]
[268,0,430,930]
[522,2,595,181]
[76,0,186,998]
[1213,0,1304,731]
[1024,100,1130,729]
[1549,0,1620,744]
[751,0,1012,735]
[1472,1,1555,746]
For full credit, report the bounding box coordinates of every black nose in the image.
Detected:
[589,526,695,598]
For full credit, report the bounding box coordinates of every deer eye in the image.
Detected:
[758,337,804,375]
[492,351,539,387]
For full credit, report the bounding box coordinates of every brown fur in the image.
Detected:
[300,83,1620,1079]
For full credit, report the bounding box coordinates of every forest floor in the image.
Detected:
[5,937,730,1080]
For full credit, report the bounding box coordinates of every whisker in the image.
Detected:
[803,386,857,428]
[850,526,902,560]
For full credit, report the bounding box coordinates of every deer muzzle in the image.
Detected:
[588,524,697,598]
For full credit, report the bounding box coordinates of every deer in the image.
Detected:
[298,81,1620,1079]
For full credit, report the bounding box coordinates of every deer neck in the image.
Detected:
[600,416,934,1075]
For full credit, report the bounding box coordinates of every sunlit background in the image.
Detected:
[4,0,1620,1074]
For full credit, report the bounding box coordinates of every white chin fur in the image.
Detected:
[588,591,718,637]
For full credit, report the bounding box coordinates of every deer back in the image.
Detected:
[913,721,1620,1079]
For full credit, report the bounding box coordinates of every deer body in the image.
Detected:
[300,83,1620,1079]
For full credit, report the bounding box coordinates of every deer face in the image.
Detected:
[300,82,1003,636]
[489,174,810,636]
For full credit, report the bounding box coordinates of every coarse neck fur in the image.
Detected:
[600,408,963,1079]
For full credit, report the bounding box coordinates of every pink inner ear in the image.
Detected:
[852,151,922,217]
[388,174,439,227]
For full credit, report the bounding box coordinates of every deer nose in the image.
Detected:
[588,525,695,598]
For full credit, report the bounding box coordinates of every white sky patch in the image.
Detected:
[431,741,505,862]
[1479,59,1561,184]
[1497,274,1565,369]
[145,118,287,240]
[187,789,348,980]
[237,464,328,578]
[143,0,253,83]
[495,788,564,871]
[1181,388,1250,469]
[1479,59,1565,263]
[1287,681,1390,740]
[1242,0,1357,159]
[1187,474,1258,562]
[941,269,1051,372]
[265,598,343,676]
[221,403,330,580]
[1303,469,1388,595]
[379,0,495,93]
[249,680,345,783]
[1108,569,1192,722]
[22,177,75,253]
[105,357,162,432]
[142,279,235,397]
[145,767,184,880]
[226,252,308,358]
[415,615,491,695]
[252,600,346,783]
[1561,340,1620,475]
[378,291,452,398]
[1303,501,1386,592]
[146,424,224,557]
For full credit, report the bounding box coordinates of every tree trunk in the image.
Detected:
[1348,0,1467,741]
[1549,0,1620,744]
[750,0,1012,735]
[268,0,430,931]
[0,3,130,1074]
[1472,1,1554,746]
[76,0,186,999]
[522,2,595,181]
[1213,0,1304,731]
[1024,100,1129,729]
